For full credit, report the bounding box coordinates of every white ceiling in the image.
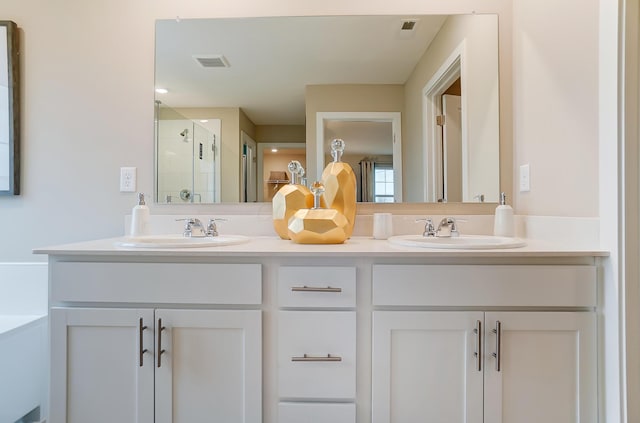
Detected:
[155,15,447,125]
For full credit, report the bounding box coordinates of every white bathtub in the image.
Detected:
[0,315,47,423]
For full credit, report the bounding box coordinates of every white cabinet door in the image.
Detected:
[484,312,597,423]
[372,311,484,423]
[49,307,154,423]
[154,309,262,423]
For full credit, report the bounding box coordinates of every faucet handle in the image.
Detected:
[416,218,437,237]
[439,216,455,225]
[206,218,227,237]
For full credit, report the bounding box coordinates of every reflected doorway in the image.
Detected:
[442,90,462,202]
[241,131,257,202]
[316,112,403,203]
[423,51,463,203]
[257,143,306,202]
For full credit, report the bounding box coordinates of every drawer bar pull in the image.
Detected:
[291,286,342,293]
[291,354,342,362]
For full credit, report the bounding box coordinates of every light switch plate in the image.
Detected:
[120,167,137,192]
[519,164,530,192]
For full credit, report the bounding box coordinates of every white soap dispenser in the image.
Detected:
[493,192,514,237]
[130,193,150,237]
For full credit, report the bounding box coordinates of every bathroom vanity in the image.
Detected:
[36,236,605,423]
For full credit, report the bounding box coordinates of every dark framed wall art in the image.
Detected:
[0,21,19,195]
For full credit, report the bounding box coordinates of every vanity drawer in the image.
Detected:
[278,266,356,308]
[278,311,356,399]
[373,265,596,307]
[278,402,355,423]
[51,262,262,305]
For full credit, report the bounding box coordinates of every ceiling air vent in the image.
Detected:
[400,20,417,31]
[193,55,230,68]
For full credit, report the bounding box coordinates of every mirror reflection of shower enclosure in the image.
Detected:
[155,102,221,203]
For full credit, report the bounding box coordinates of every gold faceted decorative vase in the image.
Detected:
[288,182,349,244]
[321,139,357,238]
[272,161,313,239]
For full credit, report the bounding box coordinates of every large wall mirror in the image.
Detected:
[154,14,499,204]
[0,21,19,196]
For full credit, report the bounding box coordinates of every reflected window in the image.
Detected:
[374,164,394,203]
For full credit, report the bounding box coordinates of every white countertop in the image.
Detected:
[33,235,609,258]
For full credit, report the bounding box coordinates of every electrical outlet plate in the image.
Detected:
[519,164,530,192]
[120,167,137,192]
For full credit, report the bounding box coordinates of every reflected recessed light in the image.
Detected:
[155,88,168,94]
[199,119,209,123]
[271,148,278,153]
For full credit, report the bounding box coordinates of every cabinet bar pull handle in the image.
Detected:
[492,320,502,372]
[139,318,148,367]
[473,320,482,372]
[157,318,166,368]
[291,286,342,293]
[291,354,342,362]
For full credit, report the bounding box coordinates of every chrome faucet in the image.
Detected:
[177,217,227,237]
[436,217,460,238]
[416,218,437,237]
[177,218,208,237]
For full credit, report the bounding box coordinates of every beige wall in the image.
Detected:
[239,108,256,141]
[512,0,599,216]
[256,125,305,143]
[305,84,404,180]
[0,0,604,262]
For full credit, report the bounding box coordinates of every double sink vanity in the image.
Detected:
[36,218,605,423]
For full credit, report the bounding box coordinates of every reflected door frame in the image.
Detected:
[256,142,306,202]
[422,41,467,203]
[240,131,257,203]
[316,111,403,203]
[442,94,463,202]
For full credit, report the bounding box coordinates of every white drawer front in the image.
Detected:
[51,262,262,305]
[373,265,596,307]
[278,266,356,308]
[278,402,355,423]
[278,311,356,399]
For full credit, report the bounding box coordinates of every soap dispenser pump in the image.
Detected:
[130,192,150,237]
[493,192,514,237]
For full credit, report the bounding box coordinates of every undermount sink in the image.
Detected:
[115,234,250,248]
[387,234,526,250]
